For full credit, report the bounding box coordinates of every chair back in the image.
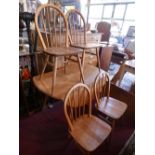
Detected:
[96,21,111,43]
[123,26,135,47]
[35,4,68,50]
[94,72,110,107]
[66,9,86,45]
[64,83,92,131]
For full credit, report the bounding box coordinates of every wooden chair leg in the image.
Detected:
[43,95,49,109]
[111,60,126,85]
[118,63,126,86]
[96,48,101,71]
[77,54,84,83]
[51,56,58,95]
[40,55,49,79]
[81,49,86,70]
[107,119,116,145]
[64,56,68,74]
[34,53,39,75]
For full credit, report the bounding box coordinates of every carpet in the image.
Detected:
[119,131,135,155]
[20,100,134,155]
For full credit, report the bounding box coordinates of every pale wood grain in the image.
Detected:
[64,83,111,153]
[66,9,104,72]
[94,72,128,125]
[33,63,106,101]
[34,4,84,95]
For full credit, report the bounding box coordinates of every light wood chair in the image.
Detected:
[64,83,111,155]
[34,4,84,96]
[66,9,103,73]
[94,72,128,130]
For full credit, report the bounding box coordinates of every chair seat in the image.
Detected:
[71,42,103,49]
[45,47,83,56]
[97,97,127,119]
[70,115,111,152]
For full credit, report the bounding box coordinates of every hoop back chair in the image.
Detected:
[96,21,111,44]
[94,72,127,129]
[34,4,84,96]
[66,9,102,72]
[64,83,111,154]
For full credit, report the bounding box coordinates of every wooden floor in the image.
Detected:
[33,62,106,101]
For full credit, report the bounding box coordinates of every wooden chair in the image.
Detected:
[64,83,111,155]
[94,72,127,130]
[33,4,84,96]
[96,21,111,44]
[66,9,103,73]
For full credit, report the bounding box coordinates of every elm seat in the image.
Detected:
[45,47,83,56]
[97,97,127,120]
[70,115,111,152]
[64,83,111,154]
[70,42,103,49]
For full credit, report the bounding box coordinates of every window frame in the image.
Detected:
[87,1,135,35]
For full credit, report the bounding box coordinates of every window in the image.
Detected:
[121,21,135,36]
[87,1,135,37]
[40,0,48,4]
[90,0,104,4]
[103,5,113,18]
[114,5,126,19]
[64,5,75,13]
[111,20,123,36]
[89,5,103,19]
[125,4,135,20]
[88,19,101,29]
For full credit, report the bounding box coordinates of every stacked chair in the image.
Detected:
[66,9,103,73]
[64,72,127,154]
[33,4,84,101]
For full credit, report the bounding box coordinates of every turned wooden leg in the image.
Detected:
[51,56,57,95]
[96,48,101,71]
[40,55,49,79]
[77,54,84,83]
[81,49,86,70]
[43,95,49,109]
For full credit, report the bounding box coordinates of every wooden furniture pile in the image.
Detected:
[33,4,105,101]
[32,4,128,155]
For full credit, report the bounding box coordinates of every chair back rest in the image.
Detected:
[64,83,92,131]
[96,21,111,42]
[123,26,135,47]
[94,72,110,107]
[35,4,68,50]
[66,9,86,45]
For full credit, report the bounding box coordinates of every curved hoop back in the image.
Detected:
[35,4,68,50]
[66,9,86,45]
[64,83,92,130]
[94,72,110,107]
